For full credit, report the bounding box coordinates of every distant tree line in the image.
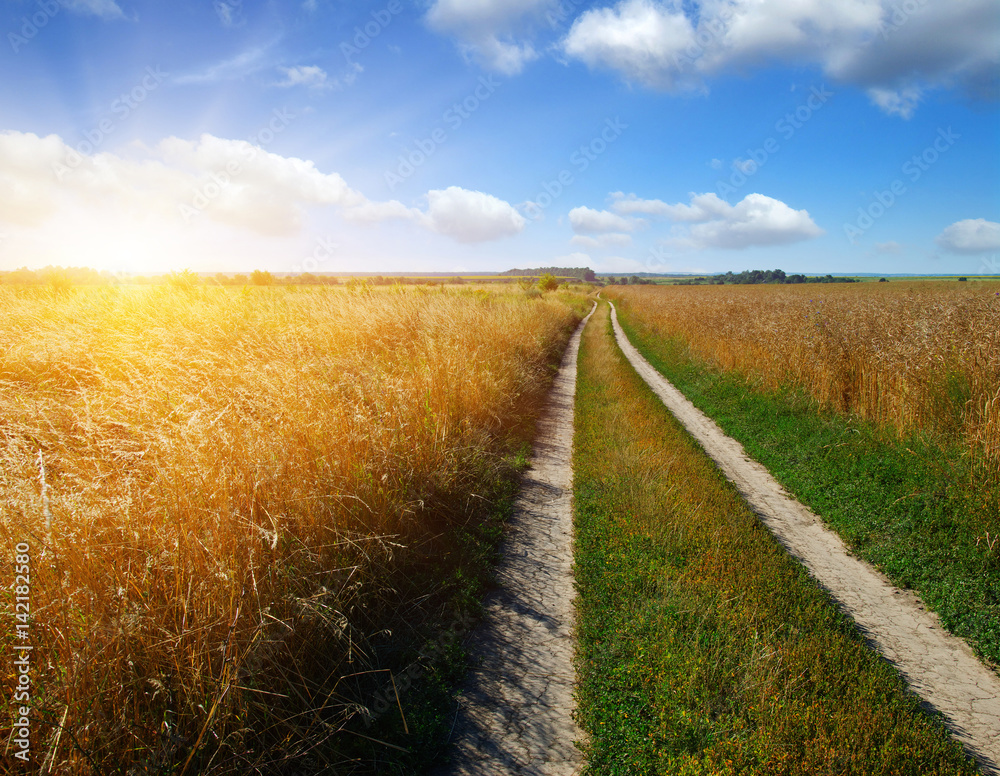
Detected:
[601,276,656,285]
[502,267,597,282]
[675,269,859,286]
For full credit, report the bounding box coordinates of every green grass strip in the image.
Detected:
[573,302,977,774]
[610,295,1000,668]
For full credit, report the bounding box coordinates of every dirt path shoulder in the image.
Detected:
[435,304,595,776]
[610,302,1000,774]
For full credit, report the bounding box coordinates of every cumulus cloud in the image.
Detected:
[935,219,1000,254]
[0,130,69,225]
[569,206,641,233]
[611,191,731,221]
[561,0,999,114]
[579,191,821,250]
[0,131,523,250]
[622,191,823,249]
[425,0,556,73]
[828,0,1000,102]
[875,240,903,254]
[562,0,698,90]
[422,187,527,243]
[684,193,824,249]
[154,134,373,234]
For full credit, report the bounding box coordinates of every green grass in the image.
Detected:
[573,302,978,774]
[611,298,1000,669]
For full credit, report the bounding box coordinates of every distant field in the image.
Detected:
[642,276,1000,285]
[0,284,583,773]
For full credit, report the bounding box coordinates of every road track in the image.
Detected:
[436,304,595,776]
[610,301,1000,774]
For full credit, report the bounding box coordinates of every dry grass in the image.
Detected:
[0,283,580,773]
[608,282,1000,473]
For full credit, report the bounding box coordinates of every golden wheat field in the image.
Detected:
[608,282,1000,474]
[0,283,582,773]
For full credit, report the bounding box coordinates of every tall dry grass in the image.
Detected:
[609,282,1000,474]
[0,283,580,773]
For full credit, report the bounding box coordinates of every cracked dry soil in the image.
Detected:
[435,304,594,776]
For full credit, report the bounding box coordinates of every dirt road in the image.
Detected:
[610,301,1000,774]
[436,304,594,776]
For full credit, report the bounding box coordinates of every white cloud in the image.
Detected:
[0,131,525,261]
[561,0,1000,115]
[611,191,731,221]
[935,219,1000,254]
[562,0,697,90]
[569,206,641,233]
[426,0,555,73]
[571,233,633,248]
[422,187,527,243]
[155,134,371,234]
[275,65,330,89]
[631,191,824,249]
[64,0,125,19]
[343,200,422,223]
[0,130,68,225]
[703,0,881,71]
[686,193,824,249]
[584,192,821,252]
[828,0,999,103]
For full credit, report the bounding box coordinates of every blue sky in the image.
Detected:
[1,0,998,276]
